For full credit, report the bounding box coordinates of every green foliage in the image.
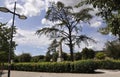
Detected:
[80,0,120,40]
[4,60,97,73]
[31,55,45,62]
[81,48,95,59]
[48,39,58,53]
[0,51,8,62]
[45,52,52,62]
[73,60,97,73]
[36,1,94,61]
[95,52,106,60]
[13,55,19,62]
[52,52,58,62]
[74,52,82,60]
[18,53,32,62]
[105,40,120,59]
[0,23,16,62]
[61,52,69,61]
[96,60,120,70]
[4,60,120,72]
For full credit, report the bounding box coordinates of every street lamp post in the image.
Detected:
[0,2,27,77]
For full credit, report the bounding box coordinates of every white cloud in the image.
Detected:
[0,17,3,20]
[13,28,52,56]
[50,0,81,6]
[41,18,62,27]
[14,28,51,47]
[4,0,92,17]
[3,0,113,55]
[91,21,102,28]
[5,0,45,17]
[90,17,103,28]
[41,18,53,26]
[6,19,13,27]
[45,0,84,12]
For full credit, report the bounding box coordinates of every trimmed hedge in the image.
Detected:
[95,60,120,70]
[73,60,98,73]
[4,60,97,73]
[4,60,120,73]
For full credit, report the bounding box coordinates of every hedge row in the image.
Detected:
[4,60,97,73]
[3,60,120,73]
[95,60,120,70]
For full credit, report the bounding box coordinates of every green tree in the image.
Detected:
[81,48,95,59]
[18,53,31,62]
[95,52,106,60]
[13,55,19,62]
[74,52,82,61]
[0,23,16,62]
[105,40,120,59]
[61,52,68,61]
[78,0,120,40]
[45,51,52,62]
[0,51,8,62]
[52,52,58,62]
[48,39,58,54]
[45,39,58,62]
[31,55,45,62]
[36,2,94,61]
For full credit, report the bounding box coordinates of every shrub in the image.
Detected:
[31,55,45,62]
[95,52,106,60]
[81,48,95,59]
[105,40,120,59]
[73,60,98,73]
[18,53,32,62]
[96,60,120,70]
[74,52,82,61]
[4,60,120,72]
[52,52,58,62]
[4,60,97,73]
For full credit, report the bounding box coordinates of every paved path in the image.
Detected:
[1,70,120,77]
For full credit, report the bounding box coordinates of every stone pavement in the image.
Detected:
[1,70,120,77]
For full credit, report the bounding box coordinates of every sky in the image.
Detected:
[0,0,116,56]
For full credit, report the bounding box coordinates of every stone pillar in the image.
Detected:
[57,41,63,62]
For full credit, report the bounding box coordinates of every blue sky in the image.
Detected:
[0,0,116,56]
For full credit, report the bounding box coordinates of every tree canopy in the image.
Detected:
[78,0,120,40]
[104,40,120,59]
[0,23,16,62]
[36,2,94,61]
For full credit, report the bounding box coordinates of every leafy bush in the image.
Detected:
[95,52,106,60]
[0,51,8,62]
[4,60,120,72]
[52,52,58,62]
[96,60,120,70]
[4,60,97,73]
[31,55,45,62]
[81,48,95,59]
[74,52,82,60]
[105,40,120,59]
[18,53,32,62]
[73,60,98,73]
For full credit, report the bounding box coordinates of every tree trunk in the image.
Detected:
[68,25,74,61]
[70,42,74,61]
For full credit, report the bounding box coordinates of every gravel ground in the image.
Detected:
[1,69,120,77]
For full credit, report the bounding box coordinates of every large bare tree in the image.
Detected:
[36,2,94,61]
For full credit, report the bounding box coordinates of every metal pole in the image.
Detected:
[8,2,16,77]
